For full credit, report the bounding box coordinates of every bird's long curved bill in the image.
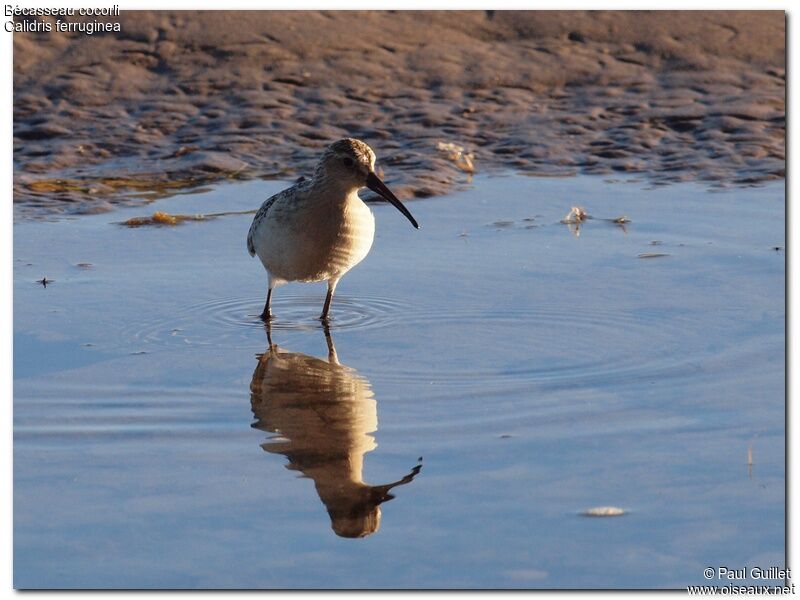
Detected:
[366,172,419,229]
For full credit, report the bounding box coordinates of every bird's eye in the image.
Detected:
[342,157,354,167]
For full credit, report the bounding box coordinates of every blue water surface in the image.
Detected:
[14,175,785,589]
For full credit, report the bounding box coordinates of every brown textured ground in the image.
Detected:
[13,11,785,217]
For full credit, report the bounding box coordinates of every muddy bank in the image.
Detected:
[13,11,785,216]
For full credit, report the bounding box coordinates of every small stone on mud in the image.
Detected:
[436,141,475,174]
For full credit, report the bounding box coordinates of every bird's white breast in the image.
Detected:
[253,190,375,284]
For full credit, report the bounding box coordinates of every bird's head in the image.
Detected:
[316,138,419,229]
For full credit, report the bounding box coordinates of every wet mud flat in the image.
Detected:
[13,11,785,217]
[14,175,785,588]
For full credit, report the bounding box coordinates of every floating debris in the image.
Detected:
[638,252,670,259]
[582,506,627,517]
[492,220,515,228]
[561,206,588,224]
[75,262,94,269]
[436,141,475,173]
[36,277,53,288]
[118,209,254,228]
[605,215,630,233]
[560,207,588,237]
[120,211,204,227]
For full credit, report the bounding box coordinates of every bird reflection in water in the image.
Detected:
[250,325,421,538]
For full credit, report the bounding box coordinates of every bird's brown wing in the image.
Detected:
[247,179,313,256]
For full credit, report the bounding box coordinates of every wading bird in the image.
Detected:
[247,138,419,321]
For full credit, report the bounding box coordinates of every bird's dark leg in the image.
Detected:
[320,280,338,322]
[260,287,273,322]
[320,288,334,321]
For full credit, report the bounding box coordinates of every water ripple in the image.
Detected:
[117,296,766,399]
[119,293,411,347]
[363,305,738,392]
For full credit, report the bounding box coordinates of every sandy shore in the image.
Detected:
[13,11,785,216]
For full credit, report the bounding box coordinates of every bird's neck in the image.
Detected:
[311,174,361,203]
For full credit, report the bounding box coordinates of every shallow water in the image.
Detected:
[14,175,785,589]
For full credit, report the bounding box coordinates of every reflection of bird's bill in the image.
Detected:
[370,462,423,504]
[365,172,419,229]
[329,462,422,538]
